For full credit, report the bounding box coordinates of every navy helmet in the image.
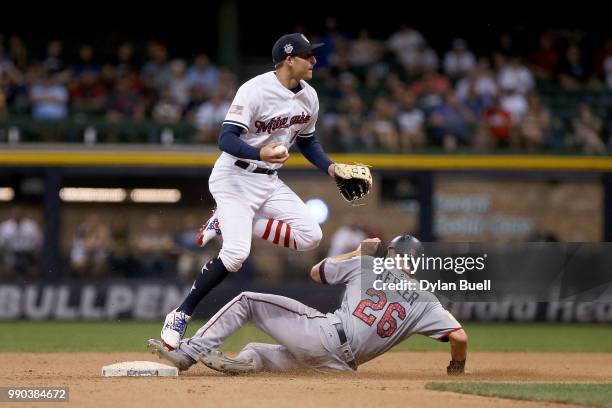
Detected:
[387,234,422,258]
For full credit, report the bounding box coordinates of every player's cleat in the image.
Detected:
[200,350,256,375]
[160,309,191,350]
[147,339,196,371]
[196,208,222,248]
[446,359,466,376]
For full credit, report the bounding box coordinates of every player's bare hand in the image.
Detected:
[260,143,290,164]
[358,237,382,250]
[363,238,382,244]
[358,238,382,256]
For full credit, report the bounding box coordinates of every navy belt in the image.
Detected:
[334,323,357,370]
[234,160,276,175]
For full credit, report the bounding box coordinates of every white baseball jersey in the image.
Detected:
[222,71,319,170]
[322,256,462,366]
[208,72,323,273]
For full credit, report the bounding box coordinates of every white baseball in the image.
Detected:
[272,145,288,155]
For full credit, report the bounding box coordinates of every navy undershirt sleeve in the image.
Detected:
[296,135,333,174]
[218,124,261,161]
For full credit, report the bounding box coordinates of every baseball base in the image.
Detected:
[101,361,178,377]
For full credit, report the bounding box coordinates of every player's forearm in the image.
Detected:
[296,135,333,175]
[313,248,359,271]
[310,248,359,283]
[218,124,261,160]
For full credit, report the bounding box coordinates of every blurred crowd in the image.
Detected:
[1,25,612,152]
[67,213,218,281]
[0,35,236,143]
[0,206,42,278]
[0,207,384,281]
[312,21,612,153]
[0,206,561,280]
[0,207,216,281]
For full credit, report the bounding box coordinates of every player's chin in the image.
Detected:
[304,70,313,80]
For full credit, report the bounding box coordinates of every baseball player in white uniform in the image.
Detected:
[149,236,468,375]
[160,33,341,350]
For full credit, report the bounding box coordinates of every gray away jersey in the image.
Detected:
[321,256,461,366]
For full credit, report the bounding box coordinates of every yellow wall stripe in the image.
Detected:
[0,151,610,171]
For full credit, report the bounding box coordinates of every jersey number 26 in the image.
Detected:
[352,288,406,338]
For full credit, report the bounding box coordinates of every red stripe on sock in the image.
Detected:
[262,219,274,240]
[284,224,291,247]
[273,221,284,244]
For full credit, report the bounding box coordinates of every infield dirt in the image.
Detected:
[2,352,611,407]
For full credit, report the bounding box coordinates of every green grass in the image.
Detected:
[390,323,612,353]
[0,321,275,352]
[426,382,612,408]
[1,322,611,353]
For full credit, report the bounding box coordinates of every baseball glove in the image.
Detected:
[334,163,372,204]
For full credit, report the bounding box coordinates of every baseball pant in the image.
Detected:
[178,291,353,372]
[209,161,322,272]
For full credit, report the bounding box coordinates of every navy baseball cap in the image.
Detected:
[272,33,324,64]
